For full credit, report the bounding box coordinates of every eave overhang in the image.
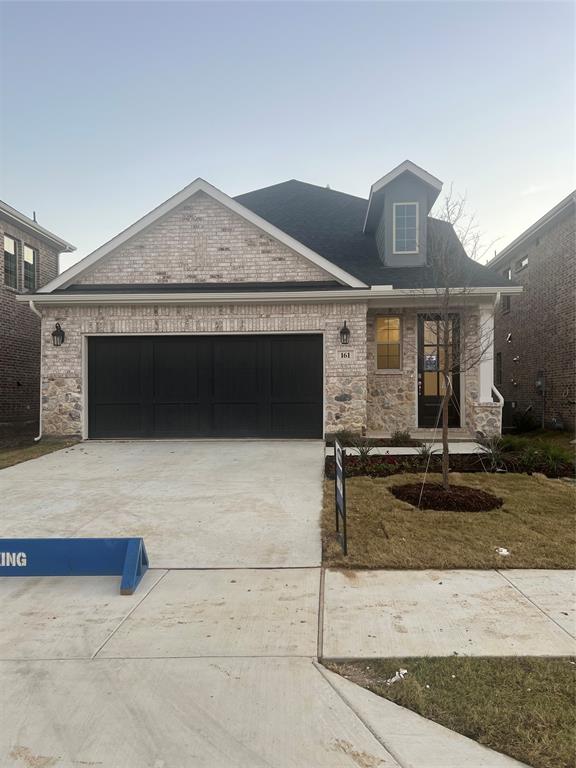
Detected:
[19,284,522,307]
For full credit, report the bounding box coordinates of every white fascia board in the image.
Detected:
[363,160,443,232]
[387,286,523,295]
[19,289,373,306]
[0,202,75,252]
[18,284,522,307]
[370,161,443,197]
[39,179,366,293]
[488,191,575,268]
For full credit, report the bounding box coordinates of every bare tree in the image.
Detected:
[410,187,499,490]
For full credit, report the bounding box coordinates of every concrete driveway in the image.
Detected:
[0,440,323,568]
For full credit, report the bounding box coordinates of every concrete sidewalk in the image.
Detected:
[322,569,576,658]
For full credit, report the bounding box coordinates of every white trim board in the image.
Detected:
[20,285,522,307]
[39,179,366,293]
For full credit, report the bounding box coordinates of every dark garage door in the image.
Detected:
[88,335,323,438]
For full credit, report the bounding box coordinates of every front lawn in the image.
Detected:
[0,437,80,470]
[322,472,576,569]
[326,657,576,768]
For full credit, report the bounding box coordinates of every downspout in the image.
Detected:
[29,300,43,442]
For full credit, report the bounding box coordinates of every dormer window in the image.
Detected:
[393,202,419,254]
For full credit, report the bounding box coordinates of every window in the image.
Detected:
[4,235,18,288]
[393,202,419,253]
[376,316,401,370]
[504,267,512,281]
[501,295,511,313]
[517,256,529,270]
[495,352,502,387]
[23,245,37,291]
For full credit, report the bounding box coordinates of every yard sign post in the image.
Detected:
[0,537,149,595]
[334,438,347,555]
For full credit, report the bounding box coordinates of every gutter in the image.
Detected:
[28,300,43,442]
[0,206,76,253]
[17,285,523,306]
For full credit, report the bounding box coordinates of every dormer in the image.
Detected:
[363,160,443,267]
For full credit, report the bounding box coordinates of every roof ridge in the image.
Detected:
[235,179,368,204]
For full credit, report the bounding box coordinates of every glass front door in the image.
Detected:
[417,314,461,428]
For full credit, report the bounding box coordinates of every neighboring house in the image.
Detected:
[489,192,575,431]
[0,202,75,437]
[18,160,518,440]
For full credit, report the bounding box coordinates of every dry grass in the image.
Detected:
[323,472,576,569]
[0,437,80,470]
[326,657,576,768]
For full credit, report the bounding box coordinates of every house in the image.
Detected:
[18,161,519,440]
[489,192,575,431]
[1,201,75,437]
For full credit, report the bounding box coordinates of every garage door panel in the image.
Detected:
[153,339,202,401]
[89,335,323,438]
[91,338,143,403]
[213,403,262,436]
[92,404,143,437]
[271,337,323,402]
[153,404,203,436]
[213,338,262,402]
[271,403,323,438]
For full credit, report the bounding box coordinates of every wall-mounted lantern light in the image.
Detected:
[339,321,350,345]
[51,323,65,347]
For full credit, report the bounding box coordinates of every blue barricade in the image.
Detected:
[0,537,149,594]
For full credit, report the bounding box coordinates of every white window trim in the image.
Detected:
[22,244,38,292]
[392,202,419,255]
[374,315,403,374]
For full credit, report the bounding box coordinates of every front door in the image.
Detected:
[417,314,461,428]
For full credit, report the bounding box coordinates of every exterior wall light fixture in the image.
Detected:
[339,321,350,345]
[51,323,65,347]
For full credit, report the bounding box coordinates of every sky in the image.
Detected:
[0,1,574,272]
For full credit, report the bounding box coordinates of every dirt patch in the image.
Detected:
[390,482,503,511]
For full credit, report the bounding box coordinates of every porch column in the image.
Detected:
[479,305,494,403]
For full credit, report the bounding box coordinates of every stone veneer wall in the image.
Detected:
[462,308,502,438]
[76,191,332,285]
[366,309,417,432]
[367,307,502,436]
[40,301,368,437]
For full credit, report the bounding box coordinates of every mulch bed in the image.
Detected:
[390,482,503,512]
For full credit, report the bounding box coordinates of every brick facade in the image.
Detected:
[40,302,368,437]
[36,190,501,439]
[76,191,331,285]
[0,219,60,436]
[493,200,575,430]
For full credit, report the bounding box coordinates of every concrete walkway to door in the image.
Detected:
[0,440,324,568]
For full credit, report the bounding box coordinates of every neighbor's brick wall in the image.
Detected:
[493,203,575,430]
[0,218,60,436]
[76,191,332,285]
[40,301,368,436]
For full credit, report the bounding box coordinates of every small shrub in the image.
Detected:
[351,436,374,471]
[477,436,507,472]
[390,429,413,446]
[416,443,440,463]
[519,445,541,474]
[539,445,571,477]
[513,411,538,433]
[330,429,359,446]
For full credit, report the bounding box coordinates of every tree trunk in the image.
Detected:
[441,312,450,491]
[442,378,450,490]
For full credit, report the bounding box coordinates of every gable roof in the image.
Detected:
[0,199,75,253]
[38,179,366,293]
[236,181,513,289]
[363,160,443,232]
[488,190,575,269]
